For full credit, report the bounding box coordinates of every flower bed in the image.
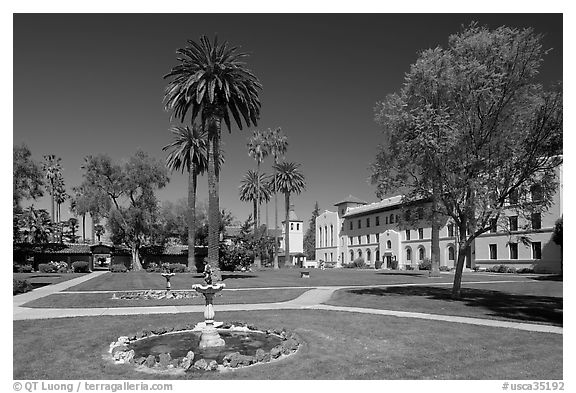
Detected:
[111,290,199,300]
[108,321,301,373]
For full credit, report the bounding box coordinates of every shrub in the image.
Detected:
[14,263,33,273]
[38,263,57,273]
[418,258,432,270]
[516,267,535,274]
[439,265,450,272]
[375,260,383,269]
[506,266,517,274]
[72,261,90,273]
[472,265,481,272]
[13,278,33,295]
[110,264,128,273]
[219,243,254,272]
[405,265,414,270]
[168,263,187,273]
[344,258,366,269]
[146,262,160,272]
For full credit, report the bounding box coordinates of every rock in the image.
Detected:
[262,352,271,363]
[111,345,128,357]
[185,351,195,360]
[170,359,180,368]
[123,350,135,364]
[284,338,299,351]
[117,336,130,344]
[193,359,208,370]
[270,346,282,359]
[158,353,172,368]
[144,355,156,368]
[208,360,218,371]
[180,357,193,370]
[135,356,147,365]
[136,331,145,340]
[255,349,267,362]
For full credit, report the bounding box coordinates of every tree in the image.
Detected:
[13,144,44,212]
[70,186,92,243]
[94,224,105,242]
[266,127,288,269]
[162,124,208,269]
[17,206,54,244]
[63,218,80,243]
[164,35,262,281]
[42,155,63,223]
[79,151,169,270]
[552,216,562,272]
[303,201,321,260]
[371,23,562,299]
[247,130,270,230]
[272,162,306,266]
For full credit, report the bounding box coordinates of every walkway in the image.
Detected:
[13,273,562,335]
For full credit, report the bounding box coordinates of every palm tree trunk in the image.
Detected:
[82,214,86,243]
[284,192,290,267]
[207,116,222,282]
[187,167,197,270]
[256,162,261,231]
[273,164,279,270]
[253,199,261,269]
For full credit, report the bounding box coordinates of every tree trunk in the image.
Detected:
[82,214,86,243]
[187,167,197,270]
[131,245,143,271]
[253,199,261,269]
[429,189,441,277]
[256,161,261,230]
[273,170,279,269]
[284,192,291,267]
[206,116,222,282]
[451,223,469,299]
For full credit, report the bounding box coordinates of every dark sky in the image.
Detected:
[13,13,563,233]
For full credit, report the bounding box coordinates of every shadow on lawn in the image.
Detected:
[221,273,258,280]
[375,271,427,277]
[349,286,563,326]
[530,275,563,282]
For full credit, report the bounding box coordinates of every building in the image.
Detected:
[315,176,562,273]
[279,204,306,266]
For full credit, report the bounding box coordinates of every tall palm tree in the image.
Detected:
[239,170,272,268]
[163,124,208,269]
[164,35,262,281]
[70,186,90,243]
[272,162,306,267]
[42,155,62,223]
[247,130,270,231]
[266,127,288,269]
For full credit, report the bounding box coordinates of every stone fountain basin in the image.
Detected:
[192,283,226,294]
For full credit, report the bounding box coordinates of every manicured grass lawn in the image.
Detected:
[13,272,88,288]
[13,310,562,380]
[64,269,533,292]
[21,288,309,308]
[325,280,563,326]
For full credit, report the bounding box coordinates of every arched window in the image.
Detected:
[330,225,334,246]
[385,216,389,224]
[324,225,328,247]
[406,247,412,261]
[418,247,425,261]
[386,240,392,249]
[448,246,455,260]
[366,249,371,261]
[318,227,322,247]
[389,214,394,224]
[358,249,363,259]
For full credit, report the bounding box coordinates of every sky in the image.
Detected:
[12,13,563,235]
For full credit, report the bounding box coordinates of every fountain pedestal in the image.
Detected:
[192,283,226,348]
[161,272,175,294]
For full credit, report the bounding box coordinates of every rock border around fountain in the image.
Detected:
[108,321,301,373]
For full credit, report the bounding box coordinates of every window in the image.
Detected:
[417,208,424,220]
[530,185,543,202]
[509,243,518,260]
[448,246,455,261]
[358,236,361,245]
[376,250,380,261]
[366,249,371,261]
[376,233,380,242]
[386,240,392,249]
[405,209,411,221]
[341,252,344,262]
[406,247,412,261]
[325,226,328,246]
[531,213,541,230]
[349,236,353,245]
[341,209,345,215]
[376,216,380,226]
[341,223,344,232]
[297,223,300,230]
[447,224,454,237]
[330,252,333,261]
[366,235,370,244]
[509,189,519,205]
[330,225,334,246]
[389,214,394,224]
[490,219,497,233]
[358,219,361,229]
[318,228,322,247]
[509,216,518,231]
[350,250,354,261]
[396,215,399,223]
[418,247,425,261]
[385,216,389,224]
[367,218,370,228]
[489,244,497,260]
[358,249,363,258]
[405,229,411,240]
[291,223,294,230]
[349,221,353,230]
[532,242,542,259]
[418,228,424,239]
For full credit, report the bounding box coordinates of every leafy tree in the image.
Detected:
[553,216,562,272]
[70,185,93,243]
[163,124,208,269]
[303,201,321,260]
[271,162,306,266]
[79,151,169,270]
[266,127,288,269]
[164,35,262,281]
[42,155,63,223]
[94,224,105,242]
[371,23,562,299]
[63,218,79,243]
[13,144,44,212]
[17,206,54,244]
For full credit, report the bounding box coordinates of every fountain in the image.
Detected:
[160,269,175,295]
[192,264,226,348]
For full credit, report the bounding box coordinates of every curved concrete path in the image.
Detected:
[13,273,562,335]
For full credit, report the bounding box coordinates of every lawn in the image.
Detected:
[325,279,563,326]
[13,310,562,380]
[20,288,309,308]
[13,272,89,288]
[63,269,533,291]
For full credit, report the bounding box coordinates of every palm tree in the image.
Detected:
[42,155,62,223]
[272,162,306,267]
[266,127,288,269]
[162,124,208,269]
[70,186,90,243]
[247,130,270,230]
[239,170,272,268]
[164,35,262,280]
